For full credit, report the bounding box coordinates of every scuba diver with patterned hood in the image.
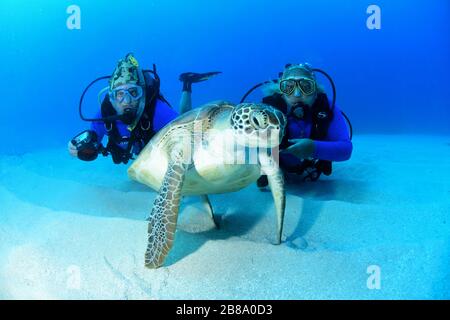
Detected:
[68,53,219,164]
[252,63,353,187]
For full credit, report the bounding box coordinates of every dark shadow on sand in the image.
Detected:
[283,174,370,246]
[164,197,265,267]
[285,174,370,204]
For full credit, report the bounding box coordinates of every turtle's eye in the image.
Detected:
[251,115,260,128]
[250,111,268,129]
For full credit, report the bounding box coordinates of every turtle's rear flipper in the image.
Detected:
[200,195,219,229]
[179,71,221,84]
[145,150,188,269]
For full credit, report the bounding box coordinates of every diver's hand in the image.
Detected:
[68,141,78,157]
[281,138,315,160]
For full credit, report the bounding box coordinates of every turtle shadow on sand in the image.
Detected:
[285,174,369,204]
[282,174,370,248]
[163,216,255,268]
[163,195,264,267]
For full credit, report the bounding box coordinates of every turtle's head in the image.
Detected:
[230,103,286,148]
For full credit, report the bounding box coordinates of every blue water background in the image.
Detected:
[0,0,449,154]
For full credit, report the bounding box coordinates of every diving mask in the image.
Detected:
[279,77,316,96]
[110,85,144,103]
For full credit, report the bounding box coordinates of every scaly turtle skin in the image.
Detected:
[128,101,287,268]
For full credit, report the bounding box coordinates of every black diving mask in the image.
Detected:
[280,77,316,96]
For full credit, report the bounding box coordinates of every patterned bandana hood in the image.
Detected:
[109,53,146,131]
[109,53,145,90]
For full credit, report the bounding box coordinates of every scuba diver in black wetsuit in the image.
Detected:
[68,53,220,164]
[241,63,353,187]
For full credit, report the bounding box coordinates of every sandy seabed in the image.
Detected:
[0,134,449,299]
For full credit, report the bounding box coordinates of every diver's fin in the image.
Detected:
[145,149,188,269]
[179,71,222,84]
[200,194,219,229]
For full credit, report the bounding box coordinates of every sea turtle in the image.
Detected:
[128,101,287,268]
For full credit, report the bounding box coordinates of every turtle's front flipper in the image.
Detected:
[145,151,188,268]
[259,152,286,245]
[200,195,219,229]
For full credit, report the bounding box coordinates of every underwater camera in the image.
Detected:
[71,130,104,161]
